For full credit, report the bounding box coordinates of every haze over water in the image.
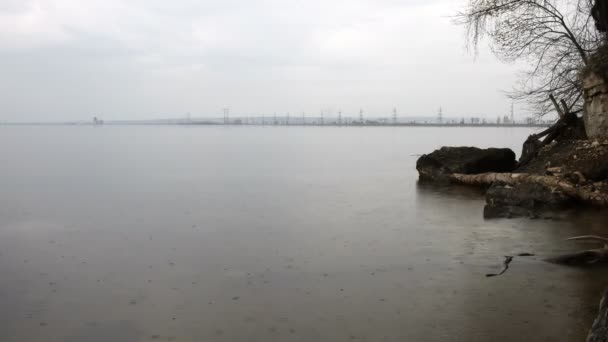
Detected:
[0,125,606,342]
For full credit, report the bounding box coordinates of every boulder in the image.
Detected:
[582,47,608,139]
[483,182,574,219]
[588,289,608,342]
[416,147,517,183]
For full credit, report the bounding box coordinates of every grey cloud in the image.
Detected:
[0,0,522,121]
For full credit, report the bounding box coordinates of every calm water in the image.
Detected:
[0,125,607,342]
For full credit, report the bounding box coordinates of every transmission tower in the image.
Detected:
[438,107,443,124]
[393,108,397,125]
[223,108,230,125]
[510,102,515,124]
[359,109,364,124]
[338,110,342,126]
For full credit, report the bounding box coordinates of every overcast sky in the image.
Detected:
[0,0,525,122]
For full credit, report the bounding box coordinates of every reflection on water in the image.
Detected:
[0,125,606,341]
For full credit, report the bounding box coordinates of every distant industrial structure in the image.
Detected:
[2,108,551,127]
[143,109,550,127]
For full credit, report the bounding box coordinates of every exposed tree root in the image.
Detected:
[567,235,608,248]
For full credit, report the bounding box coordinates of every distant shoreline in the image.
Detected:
[0,122,551,128]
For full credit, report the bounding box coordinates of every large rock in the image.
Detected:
[483,183,574,219]
[416,147,517,183]
[588,289,608,342]
[583,71,608,139]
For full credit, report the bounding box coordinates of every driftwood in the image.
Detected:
[449,173,608,206]
[519,96,584,167]
[486,256,514,277]
[526,111,580,145]
[568,236,608,248]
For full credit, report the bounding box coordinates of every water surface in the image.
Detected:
[0,126,606,341]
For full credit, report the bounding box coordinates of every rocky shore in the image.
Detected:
[416,139,608,219]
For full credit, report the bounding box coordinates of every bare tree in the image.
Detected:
[456,0,603,118]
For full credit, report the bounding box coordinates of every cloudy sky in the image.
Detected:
[0,0,523,122]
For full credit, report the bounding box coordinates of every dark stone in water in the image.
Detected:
[416,146,517,183]
[483,183,574,219]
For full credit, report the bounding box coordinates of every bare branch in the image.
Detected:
[455,0,601,118]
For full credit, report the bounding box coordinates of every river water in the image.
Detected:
[0,125,607,342]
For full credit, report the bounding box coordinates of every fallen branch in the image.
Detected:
[449,173,608,206]
[486,256,514,277]
[568,236,608,248]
